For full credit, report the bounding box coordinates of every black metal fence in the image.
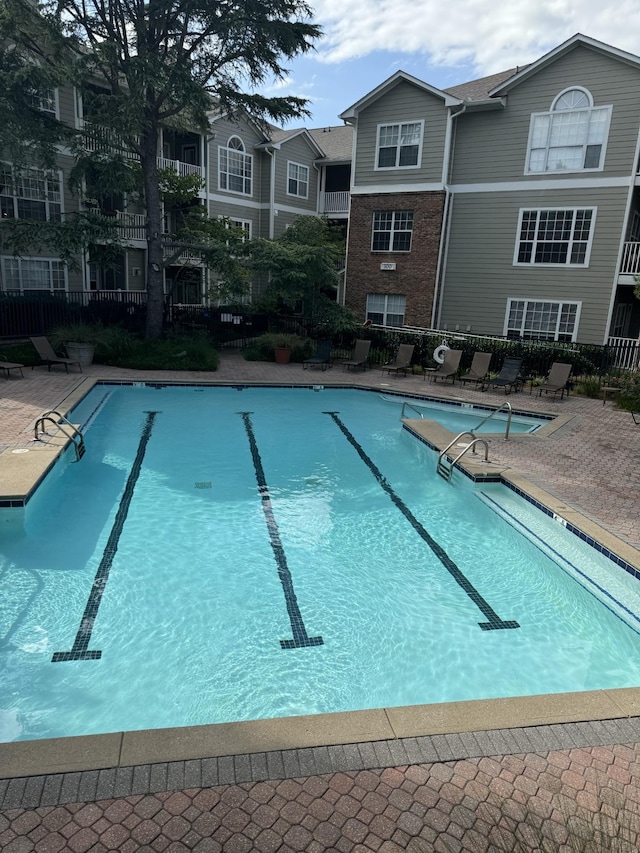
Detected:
[1,292,638,379]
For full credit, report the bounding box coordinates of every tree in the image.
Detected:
[1,0,321,337]
[250,215,355,331]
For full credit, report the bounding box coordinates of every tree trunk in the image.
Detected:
[141,126,165,339]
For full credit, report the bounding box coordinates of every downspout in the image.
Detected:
[431,104,466,329]
[266,147,276,239]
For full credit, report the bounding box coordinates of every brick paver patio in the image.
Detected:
[1,353,640,851]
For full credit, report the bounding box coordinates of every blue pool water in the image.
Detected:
[1,384,639,743]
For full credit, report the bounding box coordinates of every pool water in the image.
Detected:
[1,385,639,743]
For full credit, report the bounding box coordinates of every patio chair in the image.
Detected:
[30,336,82,373]
[426,349,462,384]
[381,343,414,377]
[458,352,492,389]
[482,357,523,394]
[537,362,572,400]
[0,354,24,379]
[342,339,371,371]
[302,339,332,371]
[632,412,640,425]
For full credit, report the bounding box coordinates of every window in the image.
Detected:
[505,299,580,342]
[366,294,406,327]
[287,162,309,198]
[376,122,423,169]
[228,219,252,241]
[526,88,610,173]
[372,210,413,252]
[515,208,595,266]
[219,136,252,195]
[2,257,66,293]
[0,163,62,222]
[28,89,57,119]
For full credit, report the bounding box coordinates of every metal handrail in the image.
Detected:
[471,401,513,440]
[437,431,490,482]
[400,401,424,419]
[449,437,489,468]
[437,431,477,467]
[34,411,85,461]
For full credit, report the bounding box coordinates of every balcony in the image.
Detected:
[620,241,640,276]
[319,191,350,215]
[157,157,205,180]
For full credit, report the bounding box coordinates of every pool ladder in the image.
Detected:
[34,410,85,461]
[437,432,489,482]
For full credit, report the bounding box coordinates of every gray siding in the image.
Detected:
[274,136,318,211]
[452,46,640,184]
[354,81,448,187]
[208,115,266,200]
[440,186,628,344]
[57,86,76,128]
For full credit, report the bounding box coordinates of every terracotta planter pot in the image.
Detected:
[274,347,291,364]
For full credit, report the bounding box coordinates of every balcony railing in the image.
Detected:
[157,157,205,179]
[115,211,146,241]
[320,190,350,214]
[620,241,640,275]
[163,240,202,264]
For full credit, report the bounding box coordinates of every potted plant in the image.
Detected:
[50,322,105,367]
[274,343,291,364]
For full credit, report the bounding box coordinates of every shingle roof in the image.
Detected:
[308,125,353,161]
[444,67,524,101]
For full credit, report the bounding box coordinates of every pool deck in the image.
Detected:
[1,354,640,850]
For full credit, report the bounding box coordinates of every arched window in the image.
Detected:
[526,88,610,173]
[219,136,252,195]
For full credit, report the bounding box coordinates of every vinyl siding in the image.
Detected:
[440,186,628,344]
[58,86,76,127]
[353,81,448,187]
[208,116,265,199]
[452,46,640,185]
[274,136,318,211]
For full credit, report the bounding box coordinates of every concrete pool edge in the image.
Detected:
[3,689,640,781]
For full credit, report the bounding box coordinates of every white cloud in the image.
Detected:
[309,0,640,76]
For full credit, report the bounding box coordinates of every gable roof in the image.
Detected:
[256,126,325,157]
[444,67,520,101]
[489,33,640,96]
[308,125,353,161]
[339,70,462,120]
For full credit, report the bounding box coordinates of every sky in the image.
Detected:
[261,0,640,130]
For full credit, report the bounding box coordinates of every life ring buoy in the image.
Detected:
[433,342,450,364]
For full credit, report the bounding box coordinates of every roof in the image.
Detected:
[308,125,353,161]
[339,70,462,120]
[444,67,521,101]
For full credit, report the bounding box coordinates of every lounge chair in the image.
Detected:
[302,339,332,371]
[427,349,462,384]
[537,362,572,400]
[381,343,414,377]
[632,412,640,425]
[30,336,82,373]
[0,354,24,378]
[482,357,523,394]
[458,351,492,389]
[342,339,371,371]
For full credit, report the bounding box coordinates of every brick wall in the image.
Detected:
[345,191,445,327]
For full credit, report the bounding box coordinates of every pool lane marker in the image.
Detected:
[52,411,160,662]
[240,412,323,649]
[324,412,519,631]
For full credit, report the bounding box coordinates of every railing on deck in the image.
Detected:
[620,241,640,275]
[607,336,640,370]
[319,191,350,214]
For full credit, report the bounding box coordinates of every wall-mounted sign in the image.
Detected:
[380,262,396,271]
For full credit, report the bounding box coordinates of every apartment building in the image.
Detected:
[0,83,354,306]
[340,33,640,346]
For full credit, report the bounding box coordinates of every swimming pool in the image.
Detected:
[1,384,639,743]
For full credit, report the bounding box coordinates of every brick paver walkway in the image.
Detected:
[1,353,640,851]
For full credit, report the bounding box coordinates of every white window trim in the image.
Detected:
[374,120,424,171]
[218,138,253,197]
[513,206,597,268]
[0,162,64,221]
[524,99,612,176]
[2,256,68,293]
[503,298,582,342]
[371,210,414,253]
[286,161,309,199]
[219,215,252,241]
[366,293,406,327]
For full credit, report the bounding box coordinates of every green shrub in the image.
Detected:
[111,334,219,370]
[243,332,313,362]
[574,376,603,398]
